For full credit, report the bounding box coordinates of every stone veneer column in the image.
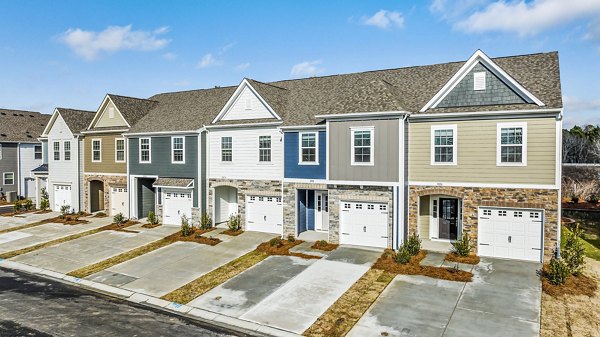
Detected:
[83,174,127,214]
[282,182,296,238]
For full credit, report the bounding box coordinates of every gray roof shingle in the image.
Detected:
[56,108,96,134]
[0,109,50,142]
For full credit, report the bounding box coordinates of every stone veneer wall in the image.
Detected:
[328,185,395,247]
[155,204,163,222]
[208,178,282,230]
[83,174,127,214]
[282,182,328,238]
[408,185,559,261]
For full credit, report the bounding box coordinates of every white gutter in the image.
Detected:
[123,130,198,137]
[411,108,562,119]
[81,129,129,134]
[205,121,282,129]
[315,111,410,119]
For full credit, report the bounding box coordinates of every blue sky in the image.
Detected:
[1,0,599,127]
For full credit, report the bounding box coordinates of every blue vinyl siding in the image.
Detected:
[298,189,307,233]
[306,190,315,230]
[297,189,315,233]
[284,131,326,180]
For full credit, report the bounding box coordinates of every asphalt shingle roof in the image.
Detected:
[56,108,96,134]
[103,94,159,127]
[0,109,50,142]
[153,177,194,188]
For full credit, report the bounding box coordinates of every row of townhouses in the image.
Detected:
[1,50,563,263]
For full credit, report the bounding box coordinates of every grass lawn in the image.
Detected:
[562,225,600,261]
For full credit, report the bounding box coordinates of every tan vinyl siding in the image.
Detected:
[409,117,557,185]
[95,100,128,128]
[84,134,126,174]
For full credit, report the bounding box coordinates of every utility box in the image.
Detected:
[6,191,17,202]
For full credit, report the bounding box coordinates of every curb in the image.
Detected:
[0,259,301,337]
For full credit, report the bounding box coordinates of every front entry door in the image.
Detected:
[315,191,329,232]
[439,198,458,240]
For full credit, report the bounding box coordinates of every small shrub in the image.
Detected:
[147,211,157,225]
[77,211,86,216]
[23,199,33,210]
[405,233,421,256]
[60,204,71,216]
[113,212,125,225]
[180,214,192,236]
[451,233,473,257]
[40,187,49,210]
[13,200,21,212]
[269,237,282,247]
[571,195,580,204]
[227,214,241,231]
[200,212,212,230]
[395,246,412,264]
[588,194,600,204]
[287,234,296,242]
[546,256,570,285]
[562,225,586,275]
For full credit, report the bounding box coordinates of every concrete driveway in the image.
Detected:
[86,231,275,297]
[349,257,541,337]
[0,211,60,231]
[191,246,382,334]
[11,224,178,273]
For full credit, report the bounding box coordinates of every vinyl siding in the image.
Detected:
[18,143,44,198]
[222,86,274,121]
[0,143,18,193]
[48,114,82,211]
[329,119,400,182]
[84,134,127,174]
[208,127,283,181]
[418,195,430,239]
[284,131,326,180]
[408,117,557,185]
[95,100,128,128]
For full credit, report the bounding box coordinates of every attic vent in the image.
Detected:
[19,113,24,116]
[25,131,30,134]
[245,98,252,110]
[108,106,115,119]
[29,115,34,117]
[0,112,5,115]
[27,135,32,138]
[13,113,18,116]
[474,72,486,91]
[0,134,6,137]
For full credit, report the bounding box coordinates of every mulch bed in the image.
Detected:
[562,202,600,210]
[1,210,36,217]
[540,264,598,297]
[52,215,89,225]
[34,209,52,214]
[311,240,339,251]
[166,228,221,246]
[256,239,321,259]
[102,220,139,232]
[445,252,481,265]
[141,223,161,229]
[373,249,473,282]
[93,212,108,218]
[222,229,243,236]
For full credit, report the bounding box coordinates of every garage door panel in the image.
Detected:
[246,196,283,234]
[111,187,128,217]
[339,201,388,248]
[53,185,72,212]
[163,191,192,226]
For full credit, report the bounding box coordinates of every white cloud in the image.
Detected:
[563,96,600,127]
[219,42,236,55]
[363,10,405,29]
[196,53,222,69]
[162,52,177,60]
[429,0,487,21]
[456,0,600,36]
[235,62,250,71]
[290,60,324,77]
[584,19,600,41]
[58,25,170,60]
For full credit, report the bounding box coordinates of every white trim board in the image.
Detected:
[315,111,409,120]
[212,78,282,124]
[283,178,327,184]
[409,181,558,190]
[420,50,545,112]
[87,95,130,130]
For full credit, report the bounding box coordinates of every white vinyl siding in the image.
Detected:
[431,125,457,165]
[34,145,42,160]
[91,139,101,162]
[221,86,274,121]
[259,136,271,162]
[172,136,185,163]
[351,127,374,166]
[63,141,71,161]
[221,136,232,162]
[3,172,14,185]
[115,138,125,163]
[497,122,527,166]
[53,141,60,161]
[299,132,318,164]
[139,138,151,163]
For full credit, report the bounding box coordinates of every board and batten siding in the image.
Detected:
[208,127,283,181]
[129,135,199,208]
[408,117,557,185]
[84,134,126,174]
[329,119,400,182]
[284,130,326,180]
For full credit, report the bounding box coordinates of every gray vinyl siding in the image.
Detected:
[329,119,400,182]
[129,135,199,208]
[137,178,155,217]
[200,131,207,211]
[0,143,19,193]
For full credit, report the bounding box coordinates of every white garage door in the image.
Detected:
[478,207,543,262]
[340,201,389,248]
[163,191,193,226]
[110,187,128,216]
[246,195,283,234]
[53,184,72,212]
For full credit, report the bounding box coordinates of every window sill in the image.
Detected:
[350,162,374,166]
[430,162,457,166]
[298,162,319,166]
[496,162,527,167]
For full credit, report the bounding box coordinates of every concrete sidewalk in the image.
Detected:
[0,211,60,231]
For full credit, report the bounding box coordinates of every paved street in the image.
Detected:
[0,267,242,337]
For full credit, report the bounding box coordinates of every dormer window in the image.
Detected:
[473,72,486,91]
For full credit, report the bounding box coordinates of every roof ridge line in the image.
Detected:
[246,78,288,91]
[107,93,160,103]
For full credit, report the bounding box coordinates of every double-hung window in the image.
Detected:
[259,136,271,162]
[299,132,318,164]
[63,141,71,161]
[34,145,42,160]
[115,139,125,163]
[91,139,101,162]
[431,125,457,165]
[221,137,232,162]
[139,138,151,163]
[172,137,185,163]
[3,172,14,185]
[53,141,60,161]
[351,127,374,165]
[497,122,527,166]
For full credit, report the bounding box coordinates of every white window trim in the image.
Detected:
[350,126,375,166]
[221,136,233,163]
[63,141,72,162]
[115,138,126,163]
[53,141,61,161]
[430,124,458,166]
[496,122,527,167]
[139,137,151,164]
[298,131,319,165]
[171,136,185,164]
[91,139,102,163]
[3,172,14,185]
[258,135,272,163]
[34,145,42,160]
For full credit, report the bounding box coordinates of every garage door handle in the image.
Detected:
[341,232,349,235]
[480,217,489,220]
[363,226,366,232]
[479,243,490,246]
[531,248,542,251]
[508,236,511,243]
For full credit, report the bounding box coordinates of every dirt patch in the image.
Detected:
[445,253,480,265]
[141,223,161,229]
[92,212,108,218]
[304,268,394,337]
[562,201,600,211]
[256,239,321,259]
[373,249,473,282]
[311,240,339,252]
[221,229,243,236]
[541,258,600,337]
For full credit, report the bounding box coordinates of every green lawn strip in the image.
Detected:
[161,250,269,304]
[304,269,395,337]
[562,225,600,261]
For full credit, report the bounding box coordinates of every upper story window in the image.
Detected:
[3,172,14,185]
[259,136,271,162]
[431,125,457,165]
[63,141,71,161]
[115,139,125,163]
[34,145,42,160]
[172,137,185,163]
[139,138,151,163]
[351,127,374,165]
[497,122,527,166]
[299,132,318,164]
[53,141,60,161]
[221,136,232,162]
[92,139,101,162]
[473,72,486,90]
